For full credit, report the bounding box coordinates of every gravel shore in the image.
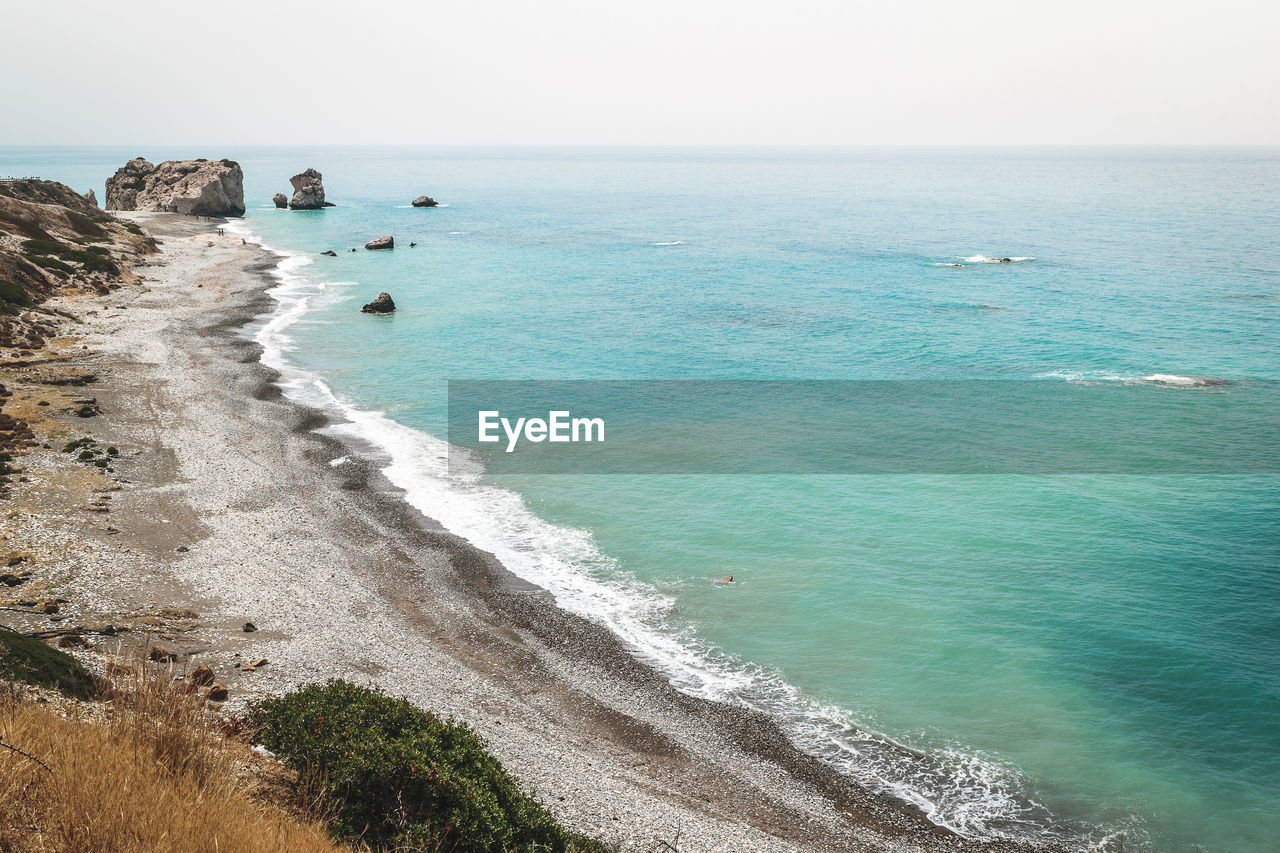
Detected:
[0,213,1054,853]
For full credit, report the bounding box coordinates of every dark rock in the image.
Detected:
[365,235,394,250]
[36,599,59,615]
[409,242,417,247]
[320,250,337,257]
[207,682,229,702]
[242,622,257,632]
[288,168,326,210]
[272,192,288,209]
[189,664,215,686]
[411,195,438,208]
[176,546,189,553]
[149,644,180,662]
[58,635,89,648]
[361,292,396,314]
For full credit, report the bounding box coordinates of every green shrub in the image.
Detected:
[20,239,119,275]
[21,239,67,256]
[29,255,74,274]
[0,628,95,699]
[0,279,31,307]
[255,680,606,853]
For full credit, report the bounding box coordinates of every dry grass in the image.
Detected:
[0,656,350,853]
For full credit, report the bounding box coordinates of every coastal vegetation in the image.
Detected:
[255,680,608,853]
[0,279,31,315]
[0,652,345,853]
[0,627,94,698]
[20,238,120,275]
[0,639,607,852]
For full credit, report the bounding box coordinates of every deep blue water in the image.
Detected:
[5,146,1278,852]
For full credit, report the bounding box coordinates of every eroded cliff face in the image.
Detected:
[105,158,245,217]
[0,179,155,352]
[0,179,157,493]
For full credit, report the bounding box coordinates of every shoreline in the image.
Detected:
[1,212,1055,852]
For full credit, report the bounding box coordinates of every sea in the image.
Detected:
[4,146,1277,853]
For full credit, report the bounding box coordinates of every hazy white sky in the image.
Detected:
[5,0,1277,145]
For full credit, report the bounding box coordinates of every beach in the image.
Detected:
[0,212,1051,852]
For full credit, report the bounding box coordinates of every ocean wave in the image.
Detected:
[1143,373,1231,387]
[237,219,1099,849]
[963,255,1035,263]
[651,240,685,246]
[1036,370,1231,387]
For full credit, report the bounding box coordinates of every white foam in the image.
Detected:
[1037,370,1228,388]
[963,255,1035,263]
[651,240,685,246]
[1143,373,1227,387]
[236,219,1089,848]
[1034,370,1135,383]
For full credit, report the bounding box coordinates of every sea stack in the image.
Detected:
[288,168,327,210]
[365,235,394,250]
[272,192,288,209]
[361,292,396,314]
[411,195,438,207]
[84,189,98,207]
[105,157,245,216]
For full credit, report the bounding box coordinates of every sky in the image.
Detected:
[3,0,1278,145]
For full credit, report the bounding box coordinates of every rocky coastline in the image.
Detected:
[0,194,1057,852]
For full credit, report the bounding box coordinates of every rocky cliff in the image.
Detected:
[0,179,155,353]
[105,158,245,217]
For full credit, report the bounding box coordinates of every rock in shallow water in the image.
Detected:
[288,168,327,210]
[365,235,394,250]
[361,292,396,314]
[273,192,288,208]
[411,195,438,207]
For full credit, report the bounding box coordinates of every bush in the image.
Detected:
[0,628,94,699]
[20,238,120,275]
[28,254,73,274]
[0,279,31,307]
[255,680,606,853]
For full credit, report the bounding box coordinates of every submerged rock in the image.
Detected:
[105,157,245,216]
[365,235,394,250]
[272,192,288,208]
[411,195,438,207]
[288,168,327,210]
[320,250,337,257]
[361,292,396,314]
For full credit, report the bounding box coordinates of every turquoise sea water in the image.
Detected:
[6,147,1278,852]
